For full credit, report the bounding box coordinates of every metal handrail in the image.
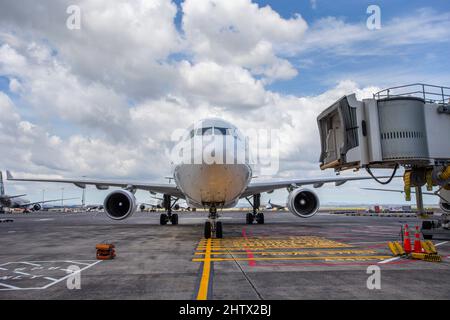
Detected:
[374,83,450,105]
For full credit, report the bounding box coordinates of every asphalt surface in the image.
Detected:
[0,210,449,300]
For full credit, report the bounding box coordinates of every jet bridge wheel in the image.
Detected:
[204,221,212,239]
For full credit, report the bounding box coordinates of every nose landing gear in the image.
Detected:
[204,205,223,239]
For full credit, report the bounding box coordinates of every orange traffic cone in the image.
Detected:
[413,225,423,253]
[403,224,412,254]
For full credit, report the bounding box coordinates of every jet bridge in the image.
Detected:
[317,83,450,214]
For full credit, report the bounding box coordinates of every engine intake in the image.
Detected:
[104,189,137,220]
[287,188,320,218]
[33,203,42,211]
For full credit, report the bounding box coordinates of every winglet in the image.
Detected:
[6,170,13,180]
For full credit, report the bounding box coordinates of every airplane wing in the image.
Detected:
[241,175,398,198]
[360,187,435,196]
[1,194,27,199]
[6,171,185,199]
[18,197,80,208]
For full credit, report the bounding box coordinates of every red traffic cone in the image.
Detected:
[413,225,423,253]
[403,224,412,254]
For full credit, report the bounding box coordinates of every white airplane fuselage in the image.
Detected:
[172,118,252,209]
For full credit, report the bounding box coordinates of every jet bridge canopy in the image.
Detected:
[317,84,450,172]
[317,95,360,170]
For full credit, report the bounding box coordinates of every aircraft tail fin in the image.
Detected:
[0,171,4,196]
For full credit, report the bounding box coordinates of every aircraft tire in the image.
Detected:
[171,213,179,225]
[160,213,168,225]
[216,221,223,238]
[204,221,212,239]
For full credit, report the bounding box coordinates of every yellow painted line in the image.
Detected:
[194,250,378,256]
[196,238,212,300]
[192,255,391,262]
[196,245,353,251]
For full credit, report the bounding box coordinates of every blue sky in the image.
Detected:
[0,0,449,207]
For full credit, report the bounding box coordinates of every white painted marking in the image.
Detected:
[36,218,54,222]
[41,261,101,290]
[378,256,401,264]
[0,283,20,289]
[0,260,101,291]
[0,267,7,271]
[44,277,58,281]
[14,271,32,276]
[435,241,448,247]
[20,262,41,267]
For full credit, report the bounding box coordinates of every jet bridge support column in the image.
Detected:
[415,186,425,215]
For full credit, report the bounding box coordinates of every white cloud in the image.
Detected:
[8,78,21,93]
[297,9,450,56]
[182,0,307,81]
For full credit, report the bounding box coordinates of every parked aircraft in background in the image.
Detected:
[0,171,76,213]
[265,199,286,210]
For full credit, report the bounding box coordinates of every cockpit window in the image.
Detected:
[214,127,230,135]
[196,127,213,136]
[192,126,233,137]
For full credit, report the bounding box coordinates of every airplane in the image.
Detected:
[265,199,285,211]
[6,118,393,238]
[0,171,77,213]
[361,187,450,213]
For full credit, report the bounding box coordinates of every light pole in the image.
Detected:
[42,189,45,207]
[61,187,64,212]
[81,176,86,209]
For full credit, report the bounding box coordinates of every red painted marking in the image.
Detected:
[241,227,256,267]
[255,259,413,268]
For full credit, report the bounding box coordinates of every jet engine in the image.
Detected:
[104,189,137,220]
[439,188,450,213]
[33,203,42,211]
[287,188,320,218]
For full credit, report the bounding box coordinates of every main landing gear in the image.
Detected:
[245,194,264,225]
[160,194,179,225]
[204,205,223,239]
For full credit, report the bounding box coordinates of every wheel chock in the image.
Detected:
[96,243,116,260]
[421,240,437,254]
[388,241,405,256]
[411,252,442,262]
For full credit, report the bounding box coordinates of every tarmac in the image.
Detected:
[0,210,449,300]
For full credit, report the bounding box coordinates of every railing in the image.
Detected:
[374,83,450,105]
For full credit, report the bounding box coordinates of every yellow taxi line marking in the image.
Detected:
[196,246,353,251]
[194,250,377,256]
[196,238,212,300]
[192,255,391,262]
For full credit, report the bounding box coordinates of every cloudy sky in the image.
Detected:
[0,0,449,206]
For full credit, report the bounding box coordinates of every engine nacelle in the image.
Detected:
[439,188,450,213]
[33,203,42,211]
[104,189,137,220]
[287,188,320,218]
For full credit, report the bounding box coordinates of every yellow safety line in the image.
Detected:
[194,250,377,256]
[196,246,352,251]
[196,238,212,300]
[192,255,391,262]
